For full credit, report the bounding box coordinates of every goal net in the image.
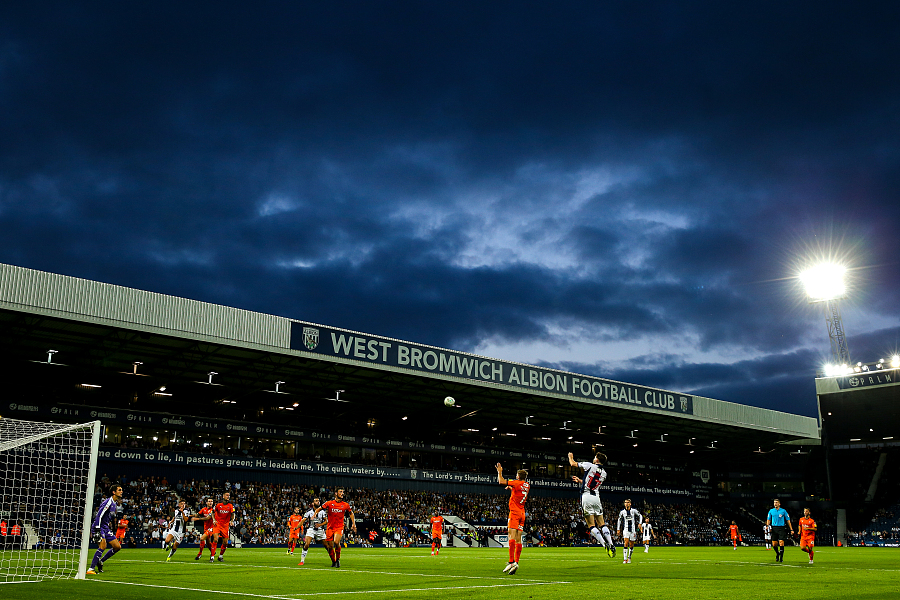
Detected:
[0,417,101,583]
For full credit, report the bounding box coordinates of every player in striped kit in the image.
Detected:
[616,499,643,564]
[86,484,124,575]
[298,497,327,565]
[164,500,189,561]
[641,518,657,553]
[568,451,615,556]
[763,523,772,550]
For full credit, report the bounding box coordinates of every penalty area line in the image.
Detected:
[85,579,297,600]
[86,578,570,598]
[287,581,570,596]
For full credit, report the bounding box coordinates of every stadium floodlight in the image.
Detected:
[0,418,101,582]
[892,355,900,369]
[800,262,851,367]
[800,263,847,301]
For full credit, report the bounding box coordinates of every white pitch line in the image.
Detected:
[86,578,568,599]
[112,558,567,583]
[284,582,567,596]
[86,579,301,600]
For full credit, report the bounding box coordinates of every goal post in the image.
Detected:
[0,417,101,583]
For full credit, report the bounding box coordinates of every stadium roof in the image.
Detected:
[0,263,819,461]
[816,374,900,448]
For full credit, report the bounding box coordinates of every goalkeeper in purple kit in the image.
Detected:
[86,484,123,574]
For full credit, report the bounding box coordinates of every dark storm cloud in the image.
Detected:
[1,2,899,415]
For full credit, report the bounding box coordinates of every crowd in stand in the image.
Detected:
[846,504,900,546]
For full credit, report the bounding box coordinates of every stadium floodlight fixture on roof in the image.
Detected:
[800,263,847,302]
[800,262,851,366]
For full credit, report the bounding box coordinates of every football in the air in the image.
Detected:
[444,396,455,406]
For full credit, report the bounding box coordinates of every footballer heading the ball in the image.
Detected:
[444,396,455,406]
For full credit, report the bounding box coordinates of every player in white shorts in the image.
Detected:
[641,518,657,553]
[763,524,772,550]
[616,499,643,564]
[298,498,327,565]
[568,451,615,557]
[164,500,189,562]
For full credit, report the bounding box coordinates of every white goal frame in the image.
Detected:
[0,418,101,583]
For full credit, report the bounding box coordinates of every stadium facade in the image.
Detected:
[1,262,828,508]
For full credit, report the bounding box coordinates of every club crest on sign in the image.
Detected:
[700,469,710,484]
[410,470,417,479]
[302,327,320,351]
[680,397,688,412]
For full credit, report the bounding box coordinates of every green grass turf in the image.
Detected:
[3,546,899,600]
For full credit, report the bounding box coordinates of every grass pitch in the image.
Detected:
[3,546,898,600]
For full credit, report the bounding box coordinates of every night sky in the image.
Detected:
[2,2,899,418]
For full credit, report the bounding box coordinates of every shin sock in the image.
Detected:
[601,526,614,547]
[101,547,119,563]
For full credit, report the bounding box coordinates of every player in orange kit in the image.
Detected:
[729,521,742,549]
[115,515,129,542]
[192,497,216,560]
[496,462,530,575]
[430,512,444,556]
[211,491,235,562]
[798,508,817,564]
[315,487,356,568]
[287,506,303,555]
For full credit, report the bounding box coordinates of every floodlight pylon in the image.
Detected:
[824,299,851,366]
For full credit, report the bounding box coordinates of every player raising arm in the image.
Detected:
[86,484,124,575]
[568,451,615,556]
[496,462,530,575]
